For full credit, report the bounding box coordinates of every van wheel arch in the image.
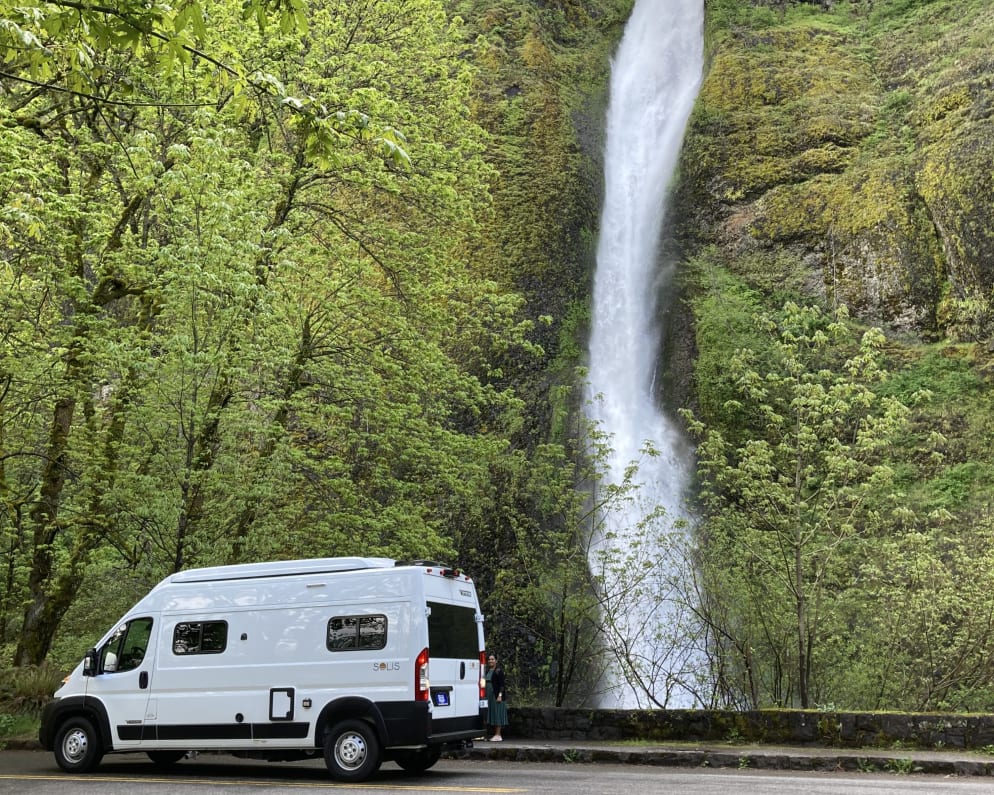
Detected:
[44,697,114,754]
[315,697,387,750]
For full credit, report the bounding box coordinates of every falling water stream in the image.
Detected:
[585,0,704,708]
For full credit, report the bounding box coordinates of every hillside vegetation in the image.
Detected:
[0,0,631,712]
[3,0,994,716]
[674,0,994,709]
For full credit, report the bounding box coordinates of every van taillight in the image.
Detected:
[416,647,430,701]
[479,651,487,700]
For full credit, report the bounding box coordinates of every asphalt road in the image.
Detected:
[3,750,994,794]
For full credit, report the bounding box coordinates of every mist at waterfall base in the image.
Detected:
[584,0,704,709]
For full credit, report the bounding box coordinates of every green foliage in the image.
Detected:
[677,0,994,714]
[0,711,38,746]
[684,288,994,710]
[876,346,994,518]
[856,758,879,773]
[925,463,981,510]
[885,757,920,774]
[684,301,919,708]
[0,665,63,716]
[0,0,560,675]
[0,0,412,170]
[851,516,994,711]
[878,348,983,403]
[683,253,769,434]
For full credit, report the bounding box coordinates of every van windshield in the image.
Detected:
[427,601,478,659]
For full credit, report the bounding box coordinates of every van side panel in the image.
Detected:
[148,594,412,749]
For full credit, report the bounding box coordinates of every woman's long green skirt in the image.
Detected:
[486,687,508,726]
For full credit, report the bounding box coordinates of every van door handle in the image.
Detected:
[139,671,149,689]
[460,662,466,679]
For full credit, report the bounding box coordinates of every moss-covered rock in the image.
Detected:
[675,0,994,338]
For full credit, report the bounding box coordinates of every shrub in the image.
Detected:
[0,665,63,716]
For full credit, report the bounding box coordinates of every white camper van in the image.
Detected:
[39,558,487,782]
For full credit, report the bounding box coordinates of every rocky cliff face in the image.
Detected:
[675,0,994,342]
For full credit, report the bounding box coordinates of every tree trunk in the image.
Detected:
[796,537,808,708]
[14,565,87,665]
[14,396,75,665]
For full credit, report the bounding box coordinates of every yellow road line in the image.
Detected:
[0,773,524,792]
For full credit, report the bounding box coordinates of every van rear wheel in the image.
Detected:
[393,746,441,773]
[54,716,103,773]
[323,719,381,782]
[147,750,186,766]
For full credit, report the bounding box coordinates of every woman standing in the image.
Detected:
[484,652,507,741]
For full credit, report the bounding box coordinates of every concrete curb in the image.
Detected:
[450,741,994,777]
[11,737,994,777]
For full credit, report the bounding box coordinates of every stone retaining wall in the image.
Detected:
[507,707,994,750]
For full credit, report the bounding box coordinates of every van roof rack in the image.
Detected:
[397,560,465,579]
[396,559,451,569]
[169,557,395,583]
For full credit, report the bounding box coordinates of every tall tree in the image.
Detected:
[1,0,538,667]
[682,302,917,707]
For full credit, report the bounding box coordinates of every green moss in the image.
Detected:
[682,0,994,335]
[689,24,877,208]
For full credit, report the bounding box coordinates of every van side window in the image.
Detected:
[100,617,153,673]
[173,621,228,655]
[326,615,387,651]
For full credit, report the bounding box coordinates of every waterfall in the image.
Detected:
[585,0,704,708]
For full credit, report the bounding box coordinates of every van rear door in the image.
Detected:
[426,599,484,737]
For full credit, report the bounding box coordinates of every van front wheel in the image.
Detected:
[323,719,381,782]
[54,717,103,773]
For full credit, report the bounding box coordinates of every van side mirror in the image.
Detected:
[82,649,98,677]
